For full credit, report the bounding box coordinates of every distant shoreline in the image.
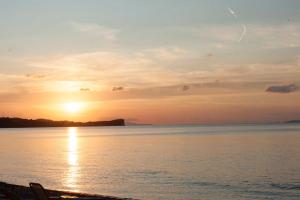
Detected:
[0,117,125,128]
[0,117,299,128]
[286,120,300,124]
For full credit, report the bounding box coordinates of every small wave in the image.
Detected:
[133,170,168,176]
[271,183,300,190]
[187,181,216,187]
[184,180,233,189]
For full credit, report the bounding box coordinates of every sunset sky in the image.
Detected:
[0,0,300,124]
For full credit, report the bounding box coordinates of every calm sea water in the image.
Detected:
[0,124,300,200]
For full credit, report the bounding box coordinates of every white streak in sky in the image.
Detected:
[227,7,247,42]
[238,25,247,42]
[227,7,237,18]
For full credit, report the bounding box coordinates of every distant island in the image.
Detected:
[0,117,125,128]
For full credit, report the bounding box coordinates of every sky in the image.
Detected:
[0,0,300,124]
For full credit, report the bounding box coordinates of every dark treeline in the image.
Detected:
[0,117,125,128]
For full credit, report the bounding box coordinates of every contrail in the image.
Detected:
[227,7,247,42]
[238,24,247,42]
[227,7,237,18]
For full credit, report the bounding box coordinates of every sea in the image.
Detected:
[0,124,299,200]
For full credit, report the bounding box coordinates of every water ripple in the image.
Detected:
[271,183,300,190]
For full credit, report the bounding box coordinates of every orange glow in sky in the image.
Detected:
[0,1,300,124]
[63,102,84,114]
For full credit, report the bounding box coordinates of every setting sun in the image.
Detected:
[1,1,300,200]
[64,102,84,113]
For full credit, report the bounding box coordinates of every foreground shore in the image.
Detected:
[0,182,133,200]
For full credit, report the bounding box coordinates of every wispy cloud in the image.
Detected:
[181,85,190,91]
[141,47,188,61]
[251,24,300,49]
[26,73,46,79]
[80,88,90,92]
[180,23,300,49]
[112,86,124,91]
[27,47,189,90]
[70,22,119,41]
[8,47,300,96]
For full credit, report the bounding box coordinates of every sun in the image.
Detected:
[64,102,83,113]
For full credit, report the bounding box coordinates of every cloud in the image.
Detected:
[184,25,242,43]
[112,86,124,91]
[181,85,190,91]
[24,47,300,95]
[27,48,190,89]
[179,23,300,49]
[206,53,214,58]
[80,88,90,92]
[96,80,278,101]
[26,74,46,79]
[266,84,299,93]
[141,47,187,61]
[71,22,119,41]
[251,24,300,49]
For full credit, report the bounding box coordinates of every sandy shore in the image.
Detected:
[0,182,134,200]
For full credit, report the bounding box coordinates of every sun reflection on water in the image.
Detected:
[66,127,80,191]
[68,128,78,166]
